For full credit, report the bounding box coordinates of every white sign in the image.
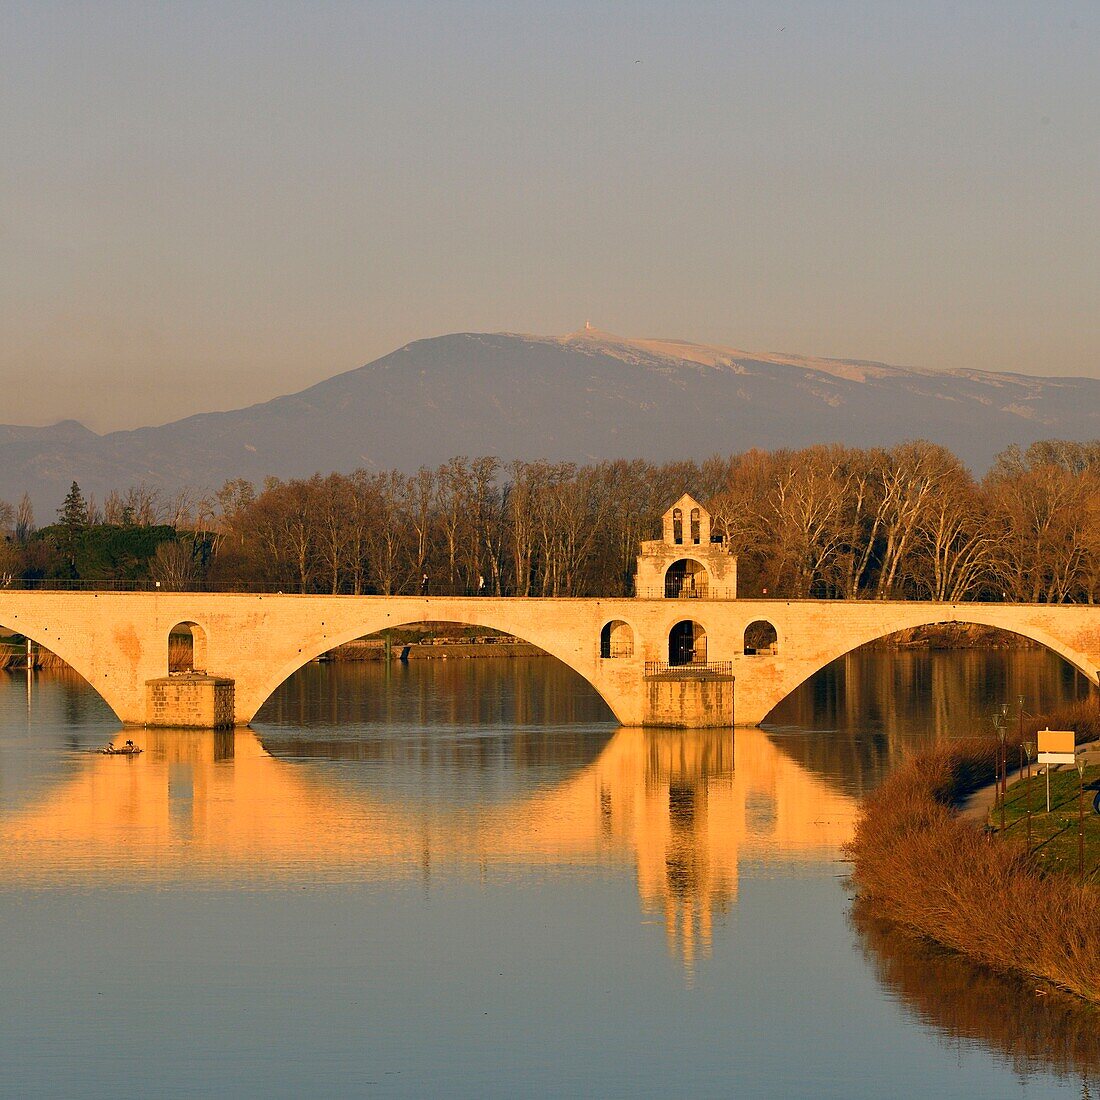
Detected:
[1038,728,1076,766]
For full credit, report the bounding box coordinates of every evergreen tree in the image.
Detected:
[58,482,88,530]
[57,481,88,577]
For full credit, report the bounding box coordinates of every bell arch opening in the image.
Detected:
[669,620,707,667]
[600,620,634,659]
[744,620,778,656]
[665,559,709,599]
[168,622,208,673]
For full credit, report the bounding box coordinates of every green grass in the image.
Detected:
[993,764,1100,883]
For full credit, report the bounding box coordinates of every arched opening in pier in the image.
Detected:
[168,622,208,673]
[669,620,707,667]
[600,620,634,659]
[664,559,709,599]
[744,620,778,655]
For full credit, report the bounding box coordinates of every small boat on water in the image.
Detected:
[100,741,143,756]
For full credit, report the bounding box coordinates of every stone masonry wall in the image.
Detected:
[146,675,235,729]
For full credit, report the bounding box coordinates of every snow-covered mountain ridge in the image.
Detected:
[2,329,1096,515]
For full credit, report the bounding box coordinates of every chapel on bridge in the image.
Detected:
[634,495,737,600]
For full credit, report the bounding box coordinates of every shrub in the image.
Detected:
[848,706,1100,1003]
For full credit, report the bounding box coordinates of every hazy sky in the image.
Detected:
[2,1,1098,431]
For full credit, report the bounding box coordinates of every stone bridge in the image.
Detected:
[1,591,1097,728]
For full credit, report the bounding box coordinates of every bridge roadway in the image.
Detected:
[1,592,1098,728]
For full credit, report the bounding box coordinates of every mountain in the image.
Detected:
[3,328,1099,517]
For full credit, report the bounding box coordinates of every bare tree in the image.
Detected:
[150,540,197,591]
[122,483,162,525]
[437,457,471,588]
[404,467,436,584]
[363,471,410,594]
[769,447,851,597]
[15,493,35,543]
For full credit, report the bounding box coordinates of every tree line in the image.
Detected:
[1,439,1098,602]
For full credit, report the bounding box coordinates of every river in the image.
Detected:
[0,649,1095,1098]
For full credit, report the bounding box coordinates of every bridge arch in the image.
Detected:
[754,608,1100,726]
[243,611,627,727]
[0,612,120,717]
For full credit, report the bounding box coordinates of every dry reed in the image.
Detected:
[168,640,194,672]
[0,645,70,671]
[848,702,1100,1004]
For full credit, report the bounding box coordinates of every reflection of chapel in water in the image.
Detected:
[630,730,737,972]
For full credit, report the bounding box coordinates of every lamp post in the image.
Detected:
[1077,756,1087,881]
[1023,739,1035,851]
[992,711,1007,832]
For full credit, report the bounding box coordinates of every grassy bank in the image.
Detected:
[996,763,1100,882]
[847,701,1100,1003]
[988,696,1100,881]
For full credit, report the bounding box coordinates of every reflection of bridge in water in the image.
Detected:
[0,726,857,971]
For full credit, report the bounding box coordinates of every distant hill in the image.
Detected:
[3,328,1098,517]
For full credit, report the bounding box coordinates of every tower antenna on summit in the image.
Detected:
[585,320,592,331]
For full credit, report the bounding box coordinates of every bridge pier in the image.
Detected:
[146,674,235,729]
[641,667,735,728]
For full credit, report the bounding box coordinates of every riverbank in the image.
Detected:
[0,644,68,671]
[848,701,1100,1004]
[864,623,1040,650]
[322,637,544,662]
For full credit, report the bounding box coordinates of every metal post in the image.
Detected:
[1046,765,1051,814]
[1024,740,1035,852]
[1000,738,1006,832]
[992,710,1007,833]
[1018,743,1027,849]
[1078,758,1086,881]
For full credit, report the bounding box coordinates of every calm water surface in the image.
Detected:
[0,650,1096,1098]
